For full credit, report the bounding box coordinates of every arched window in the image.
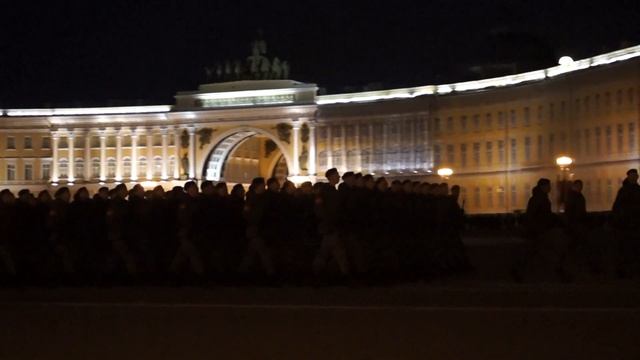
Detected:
[153,156,163,177]
[332,150,343,170]
[123,157,131,178]
[107,158,116,178]
[59,158,68,179]
[91,158,100,178]
[138,157,147,177]
[360,149,371,173]
[74,158,84,179]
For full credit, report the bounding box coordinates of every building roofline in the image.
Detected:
[316,43,640,105]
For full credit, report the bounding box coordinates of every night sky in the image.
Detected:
[2,0,639,107]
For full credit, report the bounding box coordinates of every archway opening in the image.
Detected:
[204,131,289,185]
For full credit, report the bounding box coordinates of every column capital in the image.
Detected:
[292,121,302,130]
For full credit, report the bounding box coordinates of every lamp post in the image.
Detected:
[437,167,453,180]
[555,156,573,212]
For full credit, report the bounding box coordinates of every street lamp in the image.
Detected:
[555,156,574,212]
[437,167,453,180]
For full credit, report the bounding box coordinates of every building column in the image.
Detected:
[369,124,375,171]
[131,130,138,181]
[174,128,181,179]
[382,122,389,172]
[146,130,154,180]
[292,122,301,175]
[84,131,91,180]
[354,122,362,172]
[161,128,169,180]
[51,133,60,183]
[326,125,333,169]
[67,131,75,182]
[99,133,107,181]
[341,125,347,172]
[188,126,196,179]
[409,119,416,170]
[308,122,316,176]
[115,130,123,181]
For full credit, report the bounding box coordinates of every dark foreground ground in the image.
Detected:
[1,237,639,360]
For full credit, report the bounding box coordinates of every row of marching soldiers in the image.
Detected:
[0,167,471,286]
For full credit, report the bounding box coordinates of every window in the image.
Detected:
[498,140,505,163]
[584,129,591,155]
[595,94,600,113]
[433,145,441,166]
[485,113,492,130]
[107,158,116,178]
[595,127,602,154]
[497,186,505,208]
[510,138,517,163]
[472,142,480,166]
[42,137,51,149]
[485,142,492,166]
[617,124,624,153]
[59,159,68,179]
[434,118,441,132]
[474,187,481,208]
[523,107,530,127]
[153,135,162,146]
[549,133,555,157]
[138,157,148,177]
[139,135,147,146]
[446,117,454,133]
[24,137,32,149]
[91,158,100,178]
[6,136,15,150]
[560,132,567,152]
[584,96,590,114]
[332,150,343,170]
[606,126,612,154]
[123,157,131,177]
[486,187,494,208]
[537,105,544,124]
[524,184,531,206]
[91,136,100,148]
[629,123,636,152]
[319,127,327,139]
[75,158,84,179]
[510,110,516,128]
[460,144,467,168]
[473,114,480,132]
[347,150,359,170]
[169,156,177,177]
[42,163,51,180]
[549,103,555,121]
[605,92,611,111]
[153,156,163,177]
[574,131,581,156]
[524,136,531,161]
[628,88,635,105]
[498,112,505,129]
[560,101,566,118]
[616,89,623,107]
[575,98,581,115]
[446,144,454,164]
[537,135,543,160]
[459,116,467,132]
[6,164,15,181]
[333,126,342,138]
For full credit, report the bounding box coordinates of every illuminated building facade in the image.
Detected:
[2,45,640,213]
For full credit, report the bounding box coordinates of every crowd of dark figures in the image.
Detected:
[0,166,639,288]
[0,169,471,287]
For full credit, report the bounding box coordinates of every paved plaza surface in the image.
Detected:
[1,237,639,360]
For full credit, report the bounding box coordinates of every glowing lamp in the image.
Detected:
[558,56,574,66]
[555,156,573,167]
[437,168,453,177]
